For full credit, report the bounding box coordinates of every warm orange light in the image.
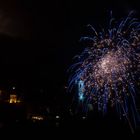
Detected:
[32,116,44,120]
[9,94,17,103]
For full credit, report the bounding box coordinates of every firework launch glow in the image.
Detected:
[68,11,140,133]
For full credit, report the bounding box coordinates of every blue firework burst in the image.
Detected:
[68,11,140,133]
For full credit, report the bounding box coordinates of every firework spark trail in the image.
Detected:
[68,11,140,133]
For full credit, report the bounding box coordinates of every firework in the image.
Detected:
[68,11,140,133]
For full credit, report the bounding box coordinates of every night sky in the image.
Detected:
[0,0,140,111]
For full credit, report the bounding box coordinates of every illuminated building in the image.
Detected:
[0,87,21,104]
[9,94,17,103]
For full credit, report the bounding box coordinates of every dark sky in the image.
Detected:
[0,0,140,106]
[0,0,32,39]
